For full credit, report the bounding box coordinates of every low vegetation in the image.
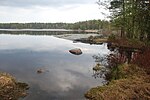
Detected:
[132,47,150,74]
[85,64,150,100]
[0,72,29,100]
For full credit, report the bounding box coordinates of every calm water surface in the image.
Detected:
[0,33,109,100]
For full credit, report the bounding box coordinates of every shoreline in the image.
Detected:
[85,64,150,100]
[0,72,29,99]
[0,29,99,33]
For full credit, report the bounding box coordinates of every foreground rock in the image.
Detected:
[0,72,29,100]
[69,48,82,55]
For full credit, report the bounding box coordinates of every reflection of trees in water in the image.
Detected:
[92,54,108,80]
[0,31,77,35]
[0,31,88,35]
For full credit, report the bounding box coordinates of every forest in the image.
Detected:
[0,20,110,30]
[107,0,150,41]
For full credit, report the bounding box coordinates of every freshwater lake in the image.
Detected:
[0,31,109,100]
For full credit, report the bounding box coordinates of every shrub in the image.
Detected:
[105,52,128,81]
[132,47,150,74]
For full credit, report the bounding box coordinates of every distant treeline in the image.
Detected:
[0,30,77,35]
[0,20,110,30]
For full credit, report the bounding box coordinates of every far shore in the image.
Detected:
[0,29,99,33]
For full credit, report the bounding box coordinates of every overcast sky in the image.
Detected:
[0,0,109,23]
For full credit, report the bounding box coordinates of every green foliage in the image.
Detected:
[108,34,116,41]
[106,0,150,41]
[109,64,139,80]
[110,0,122,9]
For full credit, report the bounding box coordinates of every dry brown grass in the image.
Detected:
[92,38,108,43]
[0,72,29,100]
[85,64,150,100]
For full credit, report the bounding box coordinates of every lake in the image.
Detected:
[0,32,109,100]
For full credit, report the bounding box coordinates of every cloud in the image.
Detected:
[0,0,109,23]
[0,0,93,8]
[0,3,106,23]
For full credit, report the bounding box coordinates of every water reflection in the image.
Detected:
[0,34,109,100]
[0,30,84,35]
[92,54,109,80]
[0,30,72,35]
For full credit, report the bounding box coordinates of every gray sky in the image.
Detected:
[0,0,109,23]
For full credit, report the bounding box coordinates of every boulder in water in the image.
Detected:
[37,69,44,74]
[69,48,82,55]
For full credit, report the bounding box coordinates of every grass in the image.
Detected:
[0,72,29,100]
[85,64,150,100]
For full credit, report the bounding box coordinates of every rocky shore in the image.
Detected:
[0,72,29,100]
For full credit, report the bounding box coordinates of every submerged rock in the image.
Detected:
[37,69,44,74]
[93,63,101,71]
[69,48,82,55]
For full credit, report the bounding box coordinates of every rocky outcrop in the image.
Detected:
[69,48,82,55]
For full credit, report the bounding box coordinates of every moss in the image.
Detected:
[85,64,150,100]
[0,72,29,100]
